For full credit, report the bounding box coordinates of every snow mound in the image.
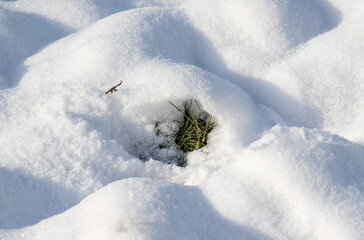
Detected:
[263,16,364,141]
[0,0,364,239]
[0,0,187,31]
[0,7,275,230]
[0,6,275,193]
[202,126,364,239]
[3,127,364,239]
[183,0,341,77]
[2,179,272,240]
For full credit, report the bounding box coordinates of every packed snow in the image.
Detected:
[0,0,364,239]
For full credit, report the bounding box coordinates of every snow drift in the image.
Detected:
[0,0,364,239]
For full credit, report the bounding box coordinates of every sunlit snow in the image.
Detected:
[0,0,364,239]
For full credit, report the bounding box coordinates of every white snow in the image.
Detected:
[0,0,363,239]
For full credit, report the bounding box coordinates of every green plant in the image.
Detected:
[169,100,215,153]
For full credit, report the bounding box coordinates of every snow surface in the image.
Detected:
[0,0,364,239]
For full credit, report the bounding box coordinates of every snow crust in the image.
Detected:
[0,0,364,239]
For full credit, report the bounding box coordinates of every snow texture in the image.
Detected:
[0,0,364,239]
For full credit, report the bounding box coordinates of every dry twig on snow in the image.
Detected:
[105,81,122,94]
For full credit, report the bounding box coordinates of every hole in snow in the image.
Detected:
[108,98,215,167]
[125,119,184,166]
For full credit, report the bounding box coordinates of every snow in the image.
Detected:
[202,126,364,239]
[2,178,274,240]
[0,0,363,239]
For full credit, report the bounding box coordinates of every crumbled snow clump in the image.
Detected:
[0,0,364,239]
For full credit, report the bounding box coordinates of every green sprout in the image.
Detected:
[169,100,215,153]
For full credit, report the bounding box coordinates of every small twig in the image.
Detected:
[105,81,122,94]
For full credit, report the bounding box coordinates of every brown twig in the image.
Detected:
[105,81,123,94]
